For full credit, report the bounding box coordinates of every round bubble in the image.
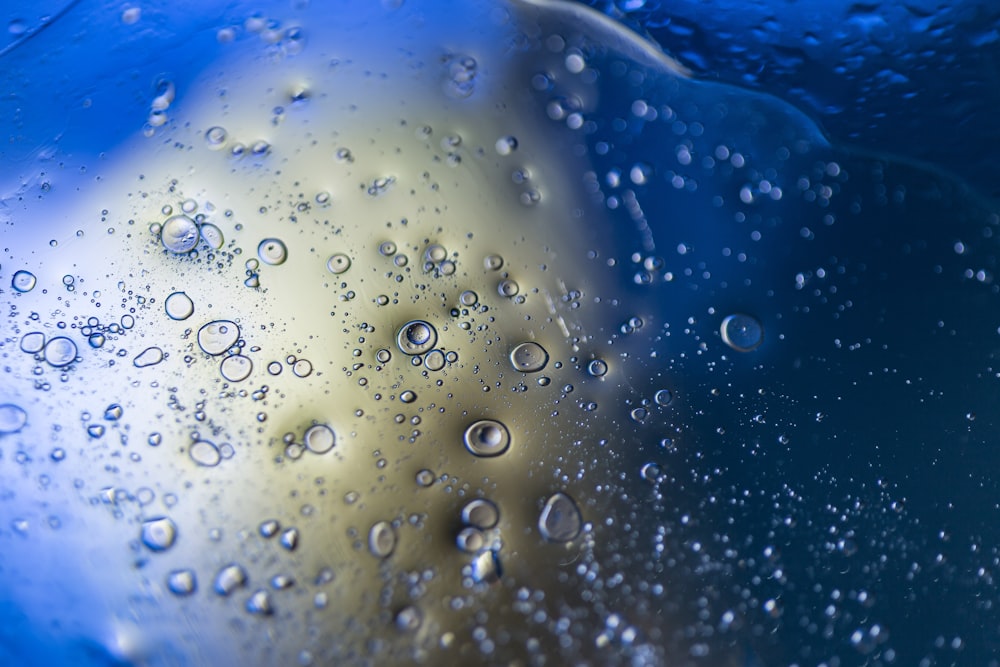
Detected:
[11,270,36,293]
[134,347,164,368]
[161,215,200,253]
[463,419,511,457]
[327,253,351,274]
[258,238,288,265]
[538,492,582,542]
[461,498,500,529]
[167,569,197,596]
[587,359,608,377]
[396,320,437,355]
[369,521,396,558]
[164,291,194,320]
[19,331,45,354]
[198,320,240,355]
[721,313,763,352]
[190,440,221,467]
[510,342,549,372]
[204,126,228,149]
[141,517,177,551]
[304,424,335,453]
[44,337,78,367]
[0,404,28,434]
[220,355,253,382]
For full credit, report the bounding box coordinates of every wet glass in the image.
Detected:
[2,1,999,665]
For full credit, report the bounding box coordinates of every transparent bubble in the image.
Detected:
[258,238,288,265]
[378,241,396,256]
[164,291,194,321]
[538,492,582,542]
[292,359,313,377]
[587,359,608,377]
[190,440,221,467]
[400,390,417,404]
[220,355,253,382]
[134,347,164,368]
[161,215,200,253]
[510,342,549,372]
[456,526,486,553]
[459,290,478,306]
[0,404,28,434]
[11,270,36,293]
[198,320,240,355]
[368,521,396,558]
[304,424,335,453]
[205,126,228,149]
[44,337,78,367]
[200,223,225,249]
[395,606,423,633]
[497,279,519,297]
[483,254,504,271]
[103,404,123,421]
[246,590,273,615]
[423,350,446,371]
[396,320,437,355]
[461,498,500,529]
[167,569,197,596]
[19,332,45,354]
[141,517,177,551]
[214,563,248,596]
[463,419,511,457]
[721,314,764,352]
[495,135,518,155]
[654,389,673,406]
[415,469,435,487]
[327,253,351,274]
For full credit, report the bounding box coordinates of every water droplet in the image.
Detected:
[198,320,240,355]
[423,350,445,371]
[214,563,248,596]
[395,605,423,632]
[721,314,763,352]
[200,223,225,249]
[304,424,335,453]
[141,517,178,551]
[167,569,197,596]
[463,419,511,457]
[495,135,518,155]
[104,404,123,421]
[220,354,253,382]
[279,527,299,550]
[161,215,200,253]
[630,407,648,423]
[461,498,499,529]
[415,469,435,487]
[259,519,279,538]
[538,492,582,542]
[88,333,106,349]
[587,359,608,377]
[400,390,417,404]
[327,253,351,274]
[654,389,673,406]
[44,337,78,367]
[11,270,36,293]
[369,521,396,558]
[19,332,45,354]
[246,589,273,615]
[396,320,437,355]
[134,347,164,368]
[189,440,221,467]
[510,342,549,372]
[0,404,28,434]
[87,424,105,438]
[164,291,194,320]
[257,238,288,265]
[456,527,486,553]
[205,126,228,149]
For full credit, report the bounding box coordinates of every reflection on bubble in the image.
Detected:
[463,420,511,457]
[721,314,764,352]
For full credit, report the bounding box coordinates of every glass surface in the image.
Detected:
[1,1,999,665]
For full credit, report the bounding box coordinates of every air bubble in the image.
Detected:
[165,292,194,320]
[498,279,519,297]
[220,355,253,382]
[510,342,549,372]
[463,419,510,457]
[721,314,764,352]
[424,350,446,371]
[292,359,312,377]
[395,606,423,633]
[400,390,417,403]
[396,320,437,355]
[459,290,478,306]
[0,404,28,434]
[587,359,608,377]
[258,238,288,265]
[190,440,221,467]
[141,517,178,551]
[19,332,45,354]
[304,424,335,453]
[369,521,396,558]
[214,563,248,596]
[471,549,502,584]
[44,337,78,367]
[161,215,200,253]
[246,590,273,615]
[167,570,197,596]
[654,389,673,406]
[198,320,240,355]
[327,253,351,274]
[456,526,486,553]
[461,498,500,529]
[205,126,228,148]
[538,492,582,542]
[379,241,397,256]
[104,404,123,421]
[484,254,504,271]
[200,223,224,249]
[134,347,164,368]
[415,469,435,487]
[11,270,36,293]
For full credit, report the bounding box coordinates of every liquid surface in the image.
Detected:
[1,1,999,666]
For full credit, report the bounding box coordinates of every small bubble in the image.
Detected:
[87,424,105,439]
[214,563,248,596]
[220,355,253,382]
[205,126,228,149]
[423,350,446,371]
[246,589,273,615]
[463,420,510,457]
[141,517,178,551]
[456,526,486,553]
[134,347,164,368]
[471,549,502,584]
[396,320,437,355]
[375,349,391,363]
[44,337,78,368]
[630,407,648,423]
[148,432,162,446]
[304,424,335,454]
[368,521,396,558]
[587,359,608,377]
[395,606,423,633]
[721,314,763,352]
[104,404,124,421]
[461,498,500,529]
[292,359,312,377]
[510,342,548,373]
[379,241,397,256]
[200,223,224,249]
[19,332,45,354]
[484,255,504,271]
[415,469,435,487]
[267,361,282,375]
[400,390,417,403]
[497,279,519,297]
[198,320,240,355]
[538,492,582,542]
[161,215,200,253]
[0,404,28,434]
[327,253,351,274]
[167,569,197,596]
[190,440,221,467]
[459,290,478,306]
[258,238,288,265]
[11,270,36,293]
[164,292,194,321]
[654,389,673,406]
[280,527,299,550]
